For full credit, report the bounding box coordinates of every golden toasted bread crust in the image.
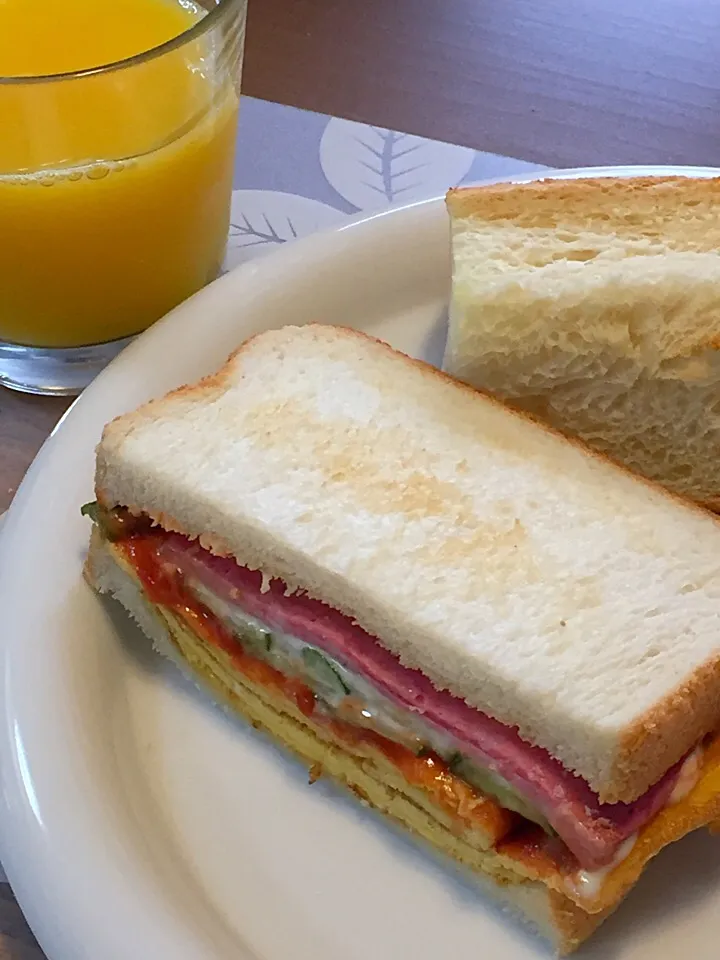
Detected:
[548,893,616,955]
[614,658,720,804]
[446,176,720,247]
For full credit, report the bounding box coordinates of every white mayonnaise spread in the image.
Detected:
[187,577,459,757]
[565,744,705,900]
[668,747,703,805]
[567,834,638,900]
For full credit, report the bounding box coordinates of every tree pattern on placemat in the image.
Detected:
[229,211,297,247]
[224,190,346,270]
[319,117,476,210]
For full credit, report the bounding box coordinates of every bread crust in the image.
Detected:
[446,176,720,246]
[94,324,720,803]
[615,656,720,803]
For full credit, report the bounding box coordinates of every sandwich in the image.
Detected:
[444,176,720,509]
[83,324,720,954]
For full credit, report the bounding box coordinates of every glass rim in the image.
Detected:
[0,0,243,86]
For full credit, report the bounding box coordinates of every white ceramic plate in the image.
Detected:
[3,165,720,960]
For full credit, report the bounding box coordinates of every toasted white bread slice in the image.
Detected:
[85,530,614,955]
[444,177,720,509]
[94,324,720,803]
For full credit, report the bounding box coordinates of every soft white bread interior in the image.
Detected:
[84,531,613,955]
[444,176,720,509]
[94,324,720,803]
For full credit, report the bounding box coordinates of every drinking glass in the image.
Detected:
[0,0,246,395]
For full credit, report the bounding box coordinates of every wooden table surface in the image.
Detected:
[3,0,720,951]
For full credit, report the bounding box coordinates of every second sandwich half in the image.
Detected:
[83,325,720,954]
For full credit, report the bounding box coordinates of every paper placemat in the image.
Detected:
[224,97,548,273]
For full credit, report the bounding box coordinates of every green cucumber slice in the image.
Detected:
[240,623,273,654]
[449,755,555,834]
[80,500,129,541]
[301,648,350,697]
[190,581,274,655]
[81,501,100,524]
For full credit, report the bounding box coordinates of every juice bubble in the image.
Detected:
[85,164,110,181]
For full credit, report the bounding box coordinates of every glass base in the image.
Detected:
[0,337,134,396]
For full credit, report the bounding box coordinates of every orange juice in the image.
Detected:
[0,0,240,347]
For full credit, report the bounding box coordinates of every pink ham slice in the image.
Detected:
[156,533,682,870]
